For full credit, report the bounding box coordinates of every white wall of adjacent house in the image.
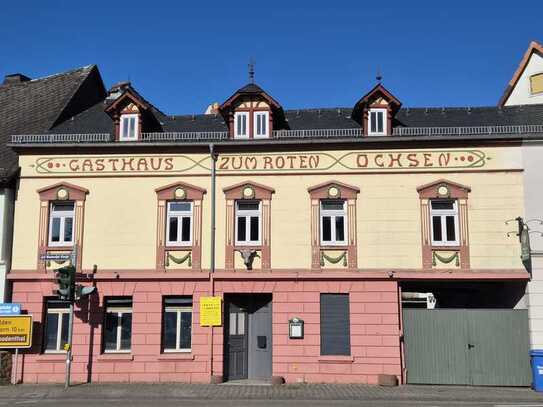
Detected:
[523,143,543,349]
[505,52,543,106]
[0,188,14,303]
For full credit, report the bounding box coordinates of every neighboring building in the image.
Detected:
[0,65,106,303]
[499,41,543,107]
[7,75,540,385]
[501,41,543,351]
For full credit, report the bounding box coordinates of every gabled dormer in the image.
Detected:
[219,83,286,140]
[352,83,401,136]
[104,82,163,141]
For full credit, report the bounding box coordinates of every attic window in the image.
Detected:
[254,111,269,138]
[368,108,386,136]
[120,113,139,141]
[234,112,249,139]
[530,73,543,95]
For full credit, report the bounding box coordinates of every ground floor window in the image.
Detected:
[320,293,350,356]
[103,298,132,353]
[163,297,192,352]
[44,300,70,352]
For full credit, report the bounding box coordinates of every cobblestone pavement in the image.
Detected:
[0,383,542,406]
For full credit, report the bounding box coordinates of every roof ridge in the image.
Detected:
[2,65,94,88]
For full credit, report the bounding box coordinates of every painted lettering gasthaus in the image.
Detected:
[27,148,517,176]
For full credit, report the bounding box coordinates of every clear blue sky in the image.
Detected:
[1,1,542,114]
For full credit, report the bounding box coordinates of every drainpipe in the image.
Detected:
[209,143,218,382]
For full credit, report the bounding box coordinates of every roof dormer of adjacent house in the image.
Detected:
[351,83,402,136]
[219,82,287,139]
[499,41,543,107]
[104,81,164,141]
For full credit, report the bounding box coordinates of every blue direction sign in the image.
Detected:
[0,303,21,316]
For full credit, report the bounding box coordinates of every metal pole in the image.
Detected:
[65,302,74,389]
[12,348,18,385]
[210,143,216,277]
[209,143,217,381]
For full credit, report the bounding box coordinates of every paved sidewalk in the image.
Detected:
[0,383,542,404]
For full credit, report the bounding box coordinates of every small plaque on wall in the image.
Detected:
[289,317,304,339]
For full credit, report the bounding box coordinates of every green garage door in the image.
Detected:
[403,309,531,386]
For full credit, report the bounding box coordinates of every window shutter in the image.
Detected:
[531,73,543,95]
[320,294,350,355]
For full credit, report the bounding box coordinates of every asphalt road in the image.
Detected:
[2,400,543,407]
[1,383,543,407]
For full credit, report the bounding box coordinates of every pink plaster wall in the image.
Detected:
[10,278,400,385]
[214,280,401,384]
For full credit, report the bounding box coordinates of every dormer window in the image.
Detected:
[235,112,249,139]
[119,114,139,141]
[352,84,401,137]
[254,111,269,138]
[368,108,386,136]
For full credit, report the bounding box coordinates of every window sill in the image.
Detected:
[44,246,74,251]
[97,353,133,361]
[319,245,349,249]
[318,355,354,364]
[165,246,193,250]
[431,245,460,250]
[234,244,262,248]
[157,353,194,361]
[36,353,67,362]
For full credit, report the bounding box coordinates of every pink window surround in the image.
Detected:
[308,181,359,271]
[155,181,206,272]
[36,182,88,273]
[417,179,471,270]
[223,181,274,271]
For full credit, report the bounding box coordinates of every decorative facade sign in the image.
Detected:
[25,147,520,177]
[199,296,222,327]
[0,315,33,348]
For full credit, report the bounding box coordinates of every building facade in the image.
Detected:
[7,76,537,385]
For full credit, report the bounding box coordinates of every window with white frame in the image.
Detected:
[254,111,269,138]
[44,300,69,352]
[119,113,139,141]
[235,201,261,245]
[48,202,75,247]
[368,108,386,136]
[163,297,192,352]
[234,112,249,138]
[320,200,347,246]
[430,200,459,246]
[166,201,192,246]
[103,298,132,353]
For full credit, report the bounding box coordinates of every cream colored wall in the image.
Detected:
[505,52,543,106]
[12,149,524,272]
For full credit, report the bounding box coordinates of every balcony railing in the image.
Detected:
[10,133,111,144]
[392,124,543,137]
[10,124,543,145]
[141,132,228,142]
[272,128,363,138]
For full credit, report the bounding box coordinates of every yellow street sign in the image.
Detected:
[200,296,222,326]
[0,315,33,349]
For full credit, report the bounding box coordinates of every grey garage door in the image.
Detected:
[403,309,531,386]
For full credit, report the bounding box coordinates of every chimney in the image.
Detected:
[2,73,31,86]
[204,102,220,115]
[107,81,131,100]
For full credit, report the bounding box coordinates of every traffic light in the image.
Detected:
[55,265,75,301]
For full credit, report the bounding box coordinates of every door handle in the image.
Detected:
[467,343,475,349]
